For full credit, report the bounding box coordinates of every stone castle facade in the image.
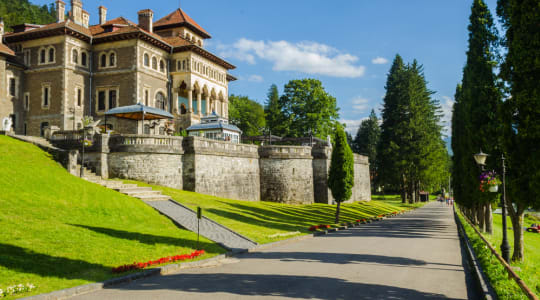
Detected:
[0,0,234,136]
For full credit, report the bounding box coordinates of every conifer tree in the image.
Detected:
[497,0,540,261]
[264,84,283,136]
[353,109,380,189]
[328,125,354,224]
[453,0,502,233]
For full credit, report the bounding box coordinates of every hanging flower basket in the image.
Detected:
[488,185,499,192]
[479,171,501,193]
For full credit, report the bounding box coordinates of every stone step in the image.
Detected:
[102,181,125,188]
[116,187,154,193]
[135,194,171,201]
[124,190,163,197]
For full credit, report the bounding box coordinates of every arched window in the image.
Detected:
[109,52,115,67]
[159,60,164,72]
[100,54,107,67]
[48,47,55,62]
[180,103,187,114]
[143,54,149,67]
[155,92,166,110]
[72,49,78,64]
[81,52,87,66]
[182,60,186,70]
[40,49,46,63]
[152,57,157,70]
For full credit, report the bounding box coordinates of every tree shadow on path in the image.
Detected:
[109,273,463,300]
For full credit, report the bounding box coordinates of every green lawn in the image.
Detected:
[123,180,406,244]
[457,209,540,299]
[0,136,225,299]
[371,194,432,209]
[482,213,540,298]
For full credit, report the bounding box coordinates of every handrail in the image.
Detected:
[458,208,538,300]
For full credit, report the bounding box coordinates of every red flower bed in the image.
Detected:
[308,224,331,231]
[112,250,205,273]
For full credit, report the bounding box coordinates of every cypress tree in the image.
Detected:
[453,0,502,232]
[497,0,540,261]
[328,125,354,224]
[264,84,283,136]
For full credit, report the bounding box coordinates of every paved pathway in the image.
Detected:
[146,200,257,251]
[73,202,479,300]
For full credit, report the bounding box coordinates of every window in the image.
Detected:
[76,88,82,106]
[72,49,78,64]
[159,60,164,73]
[159,127,165,135]
[48,47,55,63]
[9,78,16,96]
[98,91,106,111]
[97,88,118,112]
[155,92,166,110]
[40,49,46,63]
[108,90,117,109]
[100,54,107,68]
[144,53,149,67]
[42,85,51,108]
[81,52,87,66]
[109,53,115,67]
[144,90,149,106]
[144,124,150,134]
[152,57,157,70]
[24,93,29,111]
[23,50,30,66]
[182,60,186,70]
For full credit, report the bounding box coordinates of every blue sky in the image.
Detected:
[31,0,499,135]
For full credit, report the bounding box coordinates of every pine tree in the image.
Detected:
[353,109,380,189]
[328,125,354,224]
[264,84,284,136]
[497,0,540,261]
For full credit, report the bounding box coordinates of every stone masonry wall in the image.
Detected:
[182,137,260,201]
[352,154,371,202]
[259,146,314,204]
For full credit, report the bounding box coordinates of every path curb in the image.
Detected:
[453,207,497,300]
[22,210,413,300]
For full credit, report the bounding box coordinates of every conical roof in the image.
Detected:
[154,8,210,38]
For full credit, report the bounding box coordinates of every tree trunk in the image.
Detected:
[335,201,341,224]
[477,203,485,232]
[507,201,525,262]
[471,205,478,225]
[401,174,407,203]
[484,203,493,234]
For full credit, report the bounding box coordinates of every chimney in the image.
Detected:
[0,19,4,43]
[138,9,154,33]
[99,6,107,25]
[82,9,89,28]
[55,0,65,23]
[71,0,83,25]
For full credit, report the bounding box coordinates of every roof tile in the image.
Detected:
[154,9,210,38]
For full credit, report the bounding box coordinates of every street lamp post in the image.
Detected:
[473,150,511,263]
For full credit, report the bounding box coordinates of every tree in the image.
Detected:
[378,55,449,202]
[497,0,540,261]
[0,0,55,31]
[453,0,502,234]
[353,109,381,189]
[279,79,340,139]
[264,84,285,135]
[328,125,354,224]
[228,95,265,136]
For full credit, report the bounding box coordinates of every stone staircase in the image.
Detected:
[76,165,257,251]
[78,166,170,201]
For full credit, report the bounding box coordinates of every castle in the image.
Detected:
[0,1,371,204]
[0,0,234,137]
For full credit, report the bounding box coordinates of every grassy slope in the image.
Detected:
[457,209,539,299]
[125,180,407,244]
[0,136,225,298]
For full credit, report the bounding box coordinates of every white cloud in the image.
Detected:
[218,38,366,78]
[247,75,263,82]
[342,118,368,135]
[441,96,455,135]
[371,56,389,64]
[351,97,370,113]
